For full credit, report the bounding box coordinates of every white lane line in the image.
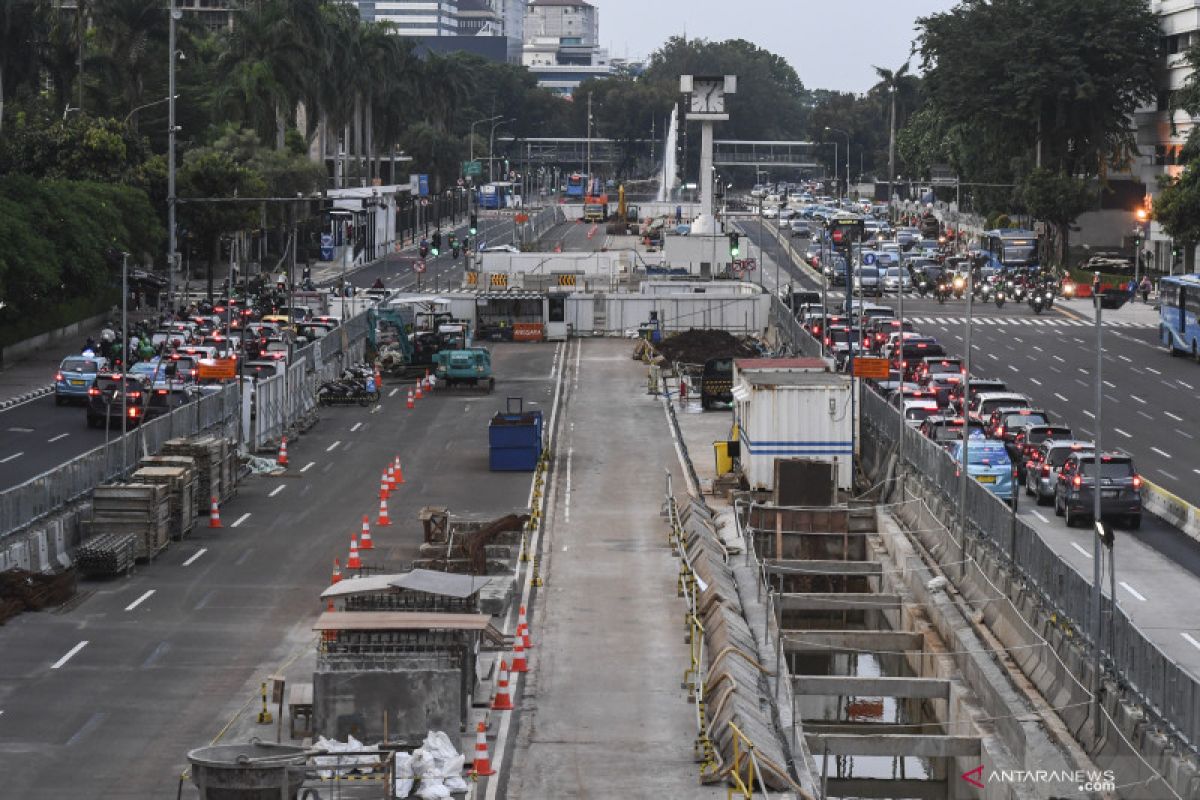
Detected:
[1130,395,1147,404]
[1033,345,1044,352]
[1119,582,1146,601]
[1030,378,1042,386]
[564,447,574,522]
[183,548,207,566]
[51,640,89,669]
[231,512,251,528]
[986,352,999,361]
[1052,355,1065,363]
[1008,364,1019,372]
[0,452,23,463]
[1103,380,1116,388]
[1031,510,1049,524]
[1146,367,1161,376]
[1054,393,1069,402]
[1159,469,1178,481]
[1177,428,1195,440]
[1137,411,1154,421]
[1118,355,1132,362]
[1179,380,1195,390]
[1077,367,1088,375]
[1151,447,1172,459]
[1165,411,1183,422]
[125,590,155,612]
[269,485,286,498]
[1071,542,1094,559]
[300,461,315,473]
[326,441,341,452]
[1083,410,1095,418]
[388,388,399,397]
[48,433,70,443]
[1183,633,1200,651]
[1113,428,1132,438]
[350,422,362,433]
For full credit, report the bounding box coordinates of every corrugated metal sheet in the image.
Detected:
[735,374,854,491]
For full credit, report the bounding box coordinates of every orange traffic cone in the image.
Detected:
[386,463,396,489]
[406,390,414,409]
[414,381,423,400]
[360,515,373,550]
[208,496,222,528]
[379,472,390,500]
[492,660,514,710]
[518,605,532,649]
[394,458,405,485]
[377,496,391,526]
[277,436,289,467]
[374,368,383,390]
[510,636,528,673]
[471,722,495,776]
[330,558,342,584]
[347,533,362,570]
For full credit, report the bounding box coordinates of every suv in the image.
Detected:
[947,378,1007,414]
[1055,452,1142,529]
[55,354,109,405]
[867,318,915,354]
[919,415,986,449]
[986,407,1052,443]
[86,374,151,428]
[917,356,963,385]
[1025,439,1092,505]
[1012,423,1074,478]
[968,391,1030,423]
[146,384,198,419]
[893,338,947,382]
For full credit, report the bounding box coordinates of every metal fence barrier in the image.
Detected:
[767,296,823,359]
[859,385,1200,753]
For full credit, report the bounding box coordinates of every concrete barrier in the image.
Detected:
[1142,480,1200,543]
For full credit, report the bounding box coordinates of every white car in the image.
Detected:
[777,208,796,221]
[902,398,940,427]
[761,206,779,219]
[881,267,913,293]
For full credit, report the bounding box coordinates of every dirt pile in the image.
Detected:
[654,329,759,364]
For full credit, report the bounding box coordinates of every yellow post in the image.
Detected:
[256,682,273,725]
[531,555,544,587]
[519,532,530,563]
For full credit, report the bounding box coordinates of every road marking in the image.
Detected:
[1179,380,1195,390]
[1118,355,1132,362]
[326,440,341,452]
[350,422,362,432]
[300,461,315,473]
[1052,355,1065,363]
[48,433,70,443]
[389,388,399,397]
[183,548,207,566]
[1119,581,1146,602]
[1075,379,1087,387]
[0,452,23,463]
[1013,337,1023,343]
[1114,428,1131,438]
[51,640,89,669]
[1103,380,1116,388]
[1070,542,1094,559]
[66,712,106,746]
[1151,447,1172,459]
[1183,633,1200,652]
[1077,367,1088,375]
[1159,469,1178,481]
[194,589,215,610]
[1137,410,1154,421]
[125,589,155,611]
[1054,393,1069,402]
[231,512,251,527]
[1104,394,1119,404]
[269,485,286,498]
[564,447,574,522]
[1031,510,1049,523]
[1007,364,1019,372]
[235,548,254,566]
[1130,394,1146,404]
[1177,428,1195,440]
[1033,345,1044,352]
[1030,378,1042,386]
[1146,367,1161,375]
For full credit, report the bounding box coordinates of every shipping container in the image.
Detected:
[731,358,853,492]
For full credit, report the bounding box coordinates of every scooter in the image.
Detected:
[994,288,1006,308]
[952,275,966,299]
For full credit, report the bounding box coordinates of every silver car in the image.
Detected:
[880,267,913,293]
[1026,440,1093,505]
[853,266,883,296]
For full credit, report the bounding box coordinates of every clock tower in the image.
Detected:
[680,75,737,235]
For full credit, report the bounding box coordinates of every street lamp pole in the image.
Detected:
[1091,271,1104,733]
[470,115,502,172]
[488,118,514,184]
[826,127,851,199]
[957,268,974,582]
[167,1,180,314]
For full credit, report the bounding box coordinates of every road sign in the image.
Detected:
[413,260,426,274]
[862,252,876,266]
[457,178,464,186]
[490,273,509,287]
[197,358,237,380]
[462,160,482,178]
[852,357,890,380]
[557,274,577,286]
[465,271,478,286]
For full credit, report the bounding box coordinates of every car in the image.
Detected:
[881,267,913,293]
[925,373,962,408]
[893,338,947,382]
[244,360,286,382]
[86,373,152,428]
[901,397,940,427]
[947,378,1008,413]
[948,436,1015,502]
[919,415,986,449]
[917,356,963,385]
[853,267,883,297]
[1054,451,1142,529]
[146,384,198,419]
[1014,424,1075,473]
[867,318,915,354]
[986,407,1052,443]
[777,208,796,221]
[55,354,109,405]
[967,391,1030,423]
[761,206,779,219]
[1025,439,1093,505]
[790,219,813,237]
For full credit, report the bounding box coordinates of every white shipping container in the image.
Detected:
[732,359,853,492]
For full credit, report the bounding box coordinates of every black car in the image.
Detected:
[1055,451,1142,529]
[86,374,152,428]
[918,414,986,449]
[146,385,198,420]
[946,378,1007,414]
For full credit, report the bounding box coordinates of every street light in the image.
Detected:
[825,126,851,200]
[1133,207,1149,296]
[168,1,183,314]
[488,118,515,183]
[124,94,179,125]
[469,114,502,170]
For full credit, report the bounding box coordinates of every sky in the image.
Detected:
[594,0,960,94]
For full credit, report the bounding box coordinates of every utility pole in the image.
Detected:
[1091,271,1104,735]
[586,92,593,182]
[167,0,180,313]
[121,252,129,473]
[957,268,974,583]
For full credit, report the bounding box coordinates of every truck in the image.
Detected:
[700,357,734,410]
[583,194,609,223]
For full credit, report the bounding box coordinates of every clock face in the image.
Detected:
[690,80,724,114]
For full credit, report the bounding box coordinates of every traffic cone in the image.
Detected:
[394,457,405,485]
[277,436,289,467]
[518,605,532,649]
[330,558,342,584]
[377,496,391,526]
[491,660,514,710]
[386,463,397,489]
[510,636,528,673]
[208,496,222,528]
[379,472,390,500]
[471,722,495,776]
[360,515,373,550]
[414,381,423,400]
[406,390,414,409]
[347,533,362,570]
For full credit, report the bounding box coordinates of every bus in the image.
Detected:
[565,173,587,199]
[981,229,1039,272]
[478,181,514,210]
[1159,273,1200,359]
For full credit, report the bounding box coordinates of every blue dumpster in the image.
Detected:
[489,397,543,471]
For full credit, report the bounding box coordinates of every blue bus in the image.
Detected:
[478,181,514,210]
[565,173,587,199]
[1159,273,1200,359]
[981,229,1039,272]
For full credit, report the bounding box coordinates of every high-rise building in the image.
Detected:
[347,1,460,36]
[522,0,611,97]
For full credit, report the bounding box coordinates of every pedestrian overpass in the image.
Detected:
[713,140,820,168]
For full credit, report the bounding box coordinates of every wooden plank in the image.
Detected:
[782,630,924,653]
[806,733,981,758]
[765,560,882,576]
[793,675,950,699]
[778,593,901,611]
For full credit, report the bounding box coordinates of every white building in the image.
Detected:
[347,0,460,36]
[521,0,611,96]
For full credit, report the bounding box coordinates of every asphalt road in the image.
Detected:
[0,342,559,799]
[0,396,129,490]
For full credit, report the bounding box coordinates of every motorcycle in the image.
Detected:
[994,288,1006,308]
[952,275,966,299]
[1011,282,1026,302]
[916,278,931,298]
[979,281,994,303]
[1030,292,1046,314]
[935,280,950,304]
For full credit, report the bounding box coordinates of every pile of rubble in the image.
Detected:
[653,329,760,365]
[0,568,77,625]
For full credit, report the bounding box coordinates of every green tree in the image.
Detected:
[1153,163,1200,272]
[90,0,170,131]
[1018,168,1096,266]
[0,114,150,182]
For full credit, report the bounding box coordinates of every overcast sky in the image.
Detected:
[595,0,960,94]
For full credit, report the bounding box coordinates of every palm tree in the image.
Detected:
[872,61,911,203]
[0,1,42,132]
[90,0,169,130]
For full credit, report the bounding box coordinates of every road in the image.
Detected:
[0,343,559,799]
[738,217,1200,682]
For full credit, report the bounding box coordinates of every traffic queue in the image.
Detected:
[795,301,1145,532]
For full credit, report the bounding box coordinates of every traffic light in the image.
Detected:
[469,214,478,235]
[729,233,740,257]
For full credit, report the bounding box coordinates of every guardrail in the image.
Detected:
[768,295,823,359]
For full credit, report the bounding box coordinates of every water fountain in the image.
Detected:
[656,104,679,203]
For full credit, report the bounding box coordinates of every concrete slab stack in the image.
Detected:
[162,436,230,509]
[88,484,170,561]
[130,465,196,540]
